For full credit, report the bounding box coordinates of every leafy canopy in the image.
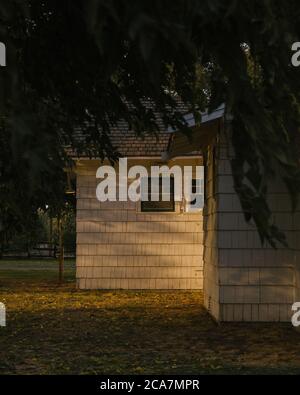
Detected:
[1,0,300,246]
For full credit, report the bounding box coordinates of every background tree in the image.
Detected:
[0,0,300,246]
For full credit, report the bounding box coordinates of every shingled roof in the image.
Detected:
[68,99,192,158]
[67,123,172,158]
[108,129,171,157]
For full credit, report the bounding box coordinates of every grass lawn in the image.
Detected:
[1,259,300,375]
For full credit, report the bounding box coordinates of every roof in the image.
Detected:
[68,122,172,159]
[68,103,225,159]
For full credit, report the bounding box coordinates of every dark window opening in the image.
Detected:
[141,177,175,212]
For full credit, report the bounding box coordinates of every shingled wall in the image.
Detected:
[204,126,300,322]
[76,158,204,290]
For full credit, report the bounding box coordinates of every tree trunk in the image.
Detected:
[57,216,64,283]
[27,242,31,259]
[0,234,5,260]
[49,216,53,257]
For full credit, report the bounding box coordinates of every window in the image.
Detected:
[185,178,204,212]
[141,177,175,212]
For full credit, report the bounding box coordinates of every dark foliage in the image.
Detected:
[1,1,300,246]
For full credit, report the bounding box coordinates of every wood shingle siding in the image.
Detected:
[204,126,300,322]
[76,158,204,290]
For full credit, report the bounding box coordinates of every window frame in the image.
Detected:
[140,176,175,213]
[185,177,204,213]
